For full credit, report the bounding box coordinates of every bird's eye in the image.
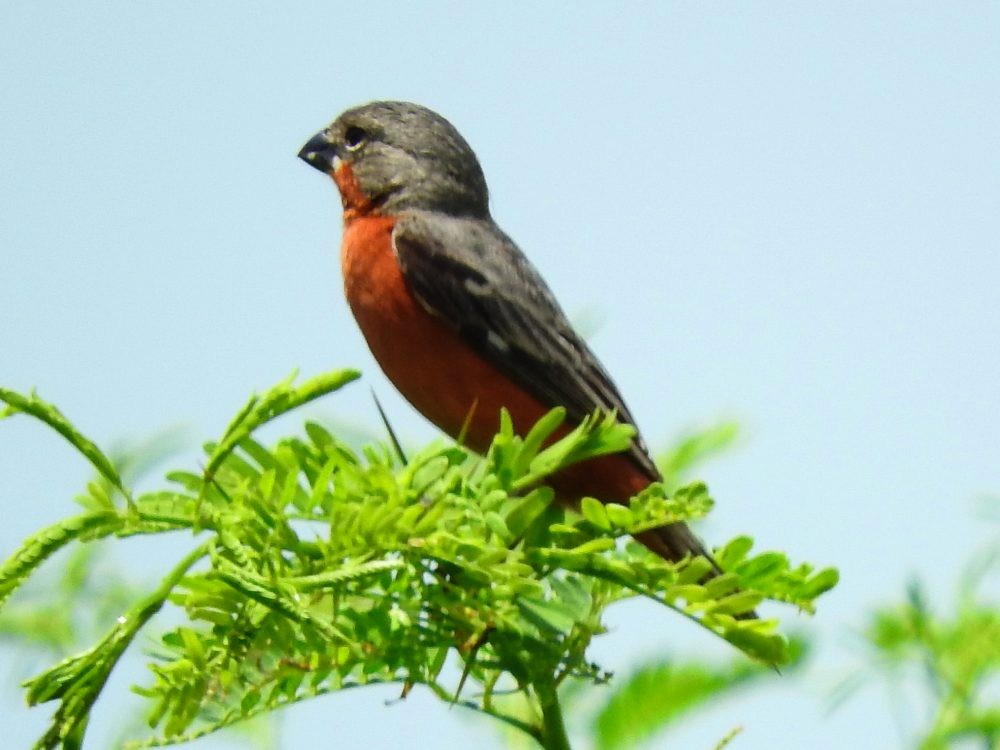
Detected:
[344,125,368,151]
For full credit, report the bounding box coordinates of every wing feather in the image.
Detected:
[392,211,660,480]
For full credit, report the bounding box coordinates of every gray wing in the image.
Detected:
[392,210,660,481]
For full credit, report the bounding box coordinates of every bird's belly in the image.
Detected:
[340,216,550,454]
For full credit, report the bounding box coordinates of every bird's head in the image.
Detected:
[299,101,489,220]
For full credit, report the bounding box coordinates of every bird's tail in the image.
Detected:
[636,521,758,620]
[635,520,719,570]
[548,453,757,618]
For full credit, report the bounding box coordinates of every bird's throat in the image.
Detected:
[334,161,378,221]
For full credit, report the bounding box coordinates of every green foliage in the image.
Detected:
[0,387,130,502]
[656,420,740,492]
[591,638,808,750]
[481,423,816,750]
[0,370,837,749]
[842,525,1000,750]
[0,544,137,656]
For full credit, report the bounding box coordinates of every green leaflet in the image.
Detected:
[0,512,121,607]
[517,595,581,636]
[513,406,566,477]
[504,486,556,538]
[519,411,636,489]
[591,641,809,750]
[655,421,740,492]
[23,543,209,749]
[204,369,360,478]
[0,387,129,502]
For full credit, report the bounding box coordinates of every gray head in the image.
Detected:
[299,101,489,219]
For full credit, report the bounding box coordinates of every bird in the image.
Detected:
[298,101,717,568]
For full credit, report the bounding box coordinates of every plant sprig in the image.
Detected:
[0,370,838,749]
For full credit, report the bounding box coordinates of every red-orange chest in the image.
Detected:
[339,215,550,450]
[340,215,473,428]
[340,216,408,325]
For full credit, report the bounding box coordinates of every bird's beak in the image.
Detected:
[298,130,338,173]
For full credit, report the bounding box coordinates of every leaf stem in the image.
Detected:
[535,680,572,750]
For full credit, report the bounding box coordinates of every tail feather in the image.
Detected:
[636,522,758,620]
[636,520,720,570]
[548,451,757,619]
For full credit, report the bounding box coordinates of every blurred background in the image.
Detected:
[1,2,998,748]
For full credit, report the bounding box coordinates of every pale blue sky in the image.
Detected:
[2,3,998,748]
